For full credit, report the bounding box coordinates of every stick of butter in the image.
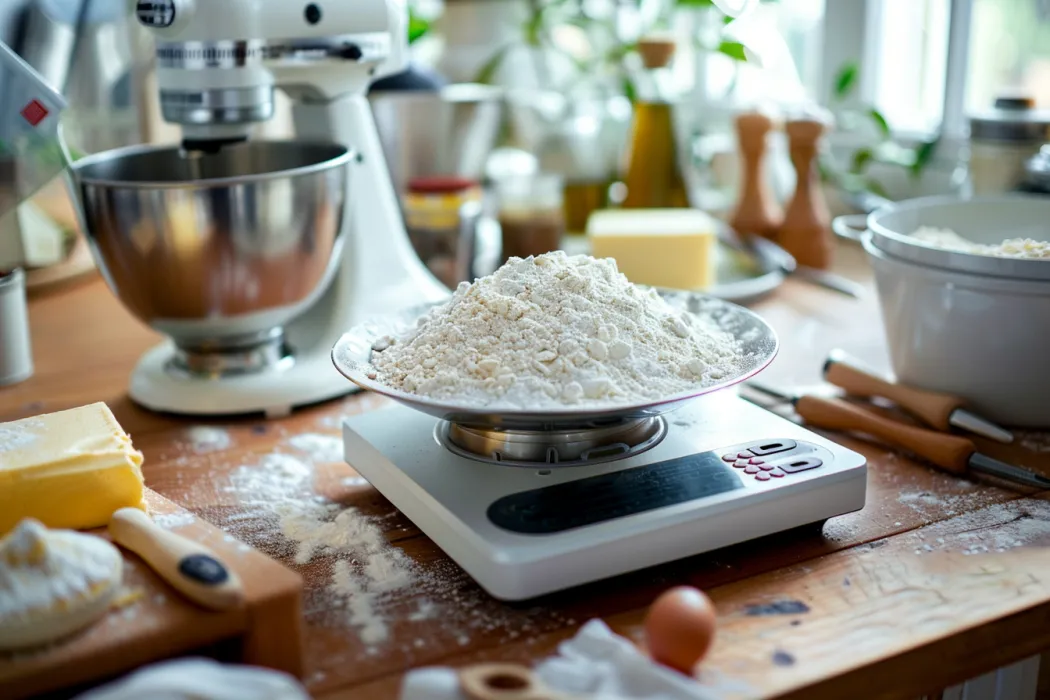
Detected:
[587,208,718,290]
[0,403,146,535]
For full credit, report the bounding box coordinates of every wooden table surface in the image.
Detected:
[6,241,1050,700]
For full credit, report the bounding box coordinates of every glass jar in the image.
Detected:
[0,268,33,386]
[403,176,483,290]
[494,172,566,264]
[967,95,1050,196]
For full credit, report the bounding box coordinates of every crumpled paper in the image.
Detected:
[72,658,310,700]
[400,619,721,700]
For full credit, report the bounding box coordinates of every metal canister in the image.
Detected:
[403,176,482,290]
[967,95,1050,195]
[0,268,34,386]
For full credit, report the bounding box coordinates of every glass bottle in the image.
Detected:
[621,36,690,209]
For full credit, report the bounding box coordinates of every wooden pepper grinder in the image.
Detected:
[729,109,781,239]
[779,109,834,269]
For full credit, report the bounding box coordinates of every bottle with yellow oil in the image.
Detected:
[621,35,690,209]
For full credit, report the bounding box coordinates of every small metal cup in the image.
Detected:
[0,268,33,386]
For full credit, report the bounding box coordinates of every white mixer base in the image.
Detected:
[128,341,357,418]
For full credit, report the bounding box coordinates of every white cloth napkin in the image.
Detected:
[73,658,310,700]
[400,619,721,700]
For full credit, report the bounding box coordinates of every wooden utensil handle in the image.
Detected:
[794,395,974,473]
[458,663,574,700]
[823,354,963,431]
[108,508,245,612]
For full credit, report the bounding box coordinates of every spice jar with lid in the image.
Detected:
[403,176,483,290]
[967,94,1050,195]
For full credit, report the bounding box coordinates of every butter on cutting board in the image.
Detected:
[587,208,718,290]
[0,403,146,535]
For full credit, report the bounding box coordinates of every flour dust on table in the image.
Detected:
[152,512,196,530]
[215,431,575,659]
[287,433,344,463]
[183,426,233,454]
[369,252,746,408]
[222,448,421,649]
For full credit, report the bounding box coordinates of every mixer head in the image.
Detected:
[128,0,409,149]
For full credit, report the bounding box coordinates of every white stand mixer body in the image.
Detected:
[125,0,450,417]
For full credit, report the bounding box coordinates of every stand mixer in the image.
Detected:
[68,0,449,417]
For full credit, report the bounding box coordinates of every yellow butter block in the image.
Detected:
[587,208,718,290]
[0,403,146,535]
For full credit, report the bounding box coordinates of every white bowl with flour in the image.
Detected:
[839,195,1050,427]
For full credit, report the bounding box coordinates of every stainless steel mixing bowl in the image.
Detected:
[370,83,504,192]
[70,140,352,361]
[332,290,779,431]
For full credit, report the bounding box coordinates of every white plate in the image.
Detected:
[331,290,779,431]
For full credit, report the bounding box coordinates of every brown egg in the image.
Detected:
[643,585,717,674]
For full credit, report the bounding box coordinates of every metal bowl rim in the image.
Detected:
[330,291,780,425]
[71,139,355,190]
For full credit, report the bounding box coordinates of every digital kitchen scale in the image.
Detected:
[342,391,867,601]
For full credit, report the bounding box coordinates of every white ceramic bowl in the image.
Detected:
[844,195,1050,428]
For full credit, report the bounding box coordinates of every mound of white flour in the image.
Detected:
[911,226,1050,259]
[368,252,746,408]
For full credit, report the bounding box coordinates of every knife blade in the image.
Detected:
[738,232,864,299]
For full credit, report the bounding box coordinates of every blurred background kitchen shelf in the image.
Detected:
[2,0,1048,291]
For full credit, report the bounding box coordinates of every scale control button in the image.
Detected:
[778,457,823,473]
[747,440,798,457]
[749,458,764,465]
[733,459,751,468]
[722,453,737,462]
[755,472,771,481]
[769,469,785,478]
[759,464,775,471]
[737,451,754,460]
[744,465,761,474]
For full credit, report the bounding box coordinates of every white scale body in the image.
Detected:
[343,392,868,601]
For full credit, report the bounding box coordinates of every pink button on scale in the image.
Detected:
[737,452,752,460]
[759,464,775,471]
[722,454,737,462]
[769,469,785,478]
[733,459,750,468]
[749,458,764,465]
[755,472,771,481]
[744,465,761,474]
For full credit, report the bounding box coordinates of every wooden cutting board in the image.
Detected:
[0,489,305,700]
[24,183,98,295]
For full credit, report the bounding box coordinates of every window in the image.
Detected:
[824,0,1050,140]
[676,0,827,107]
[966,0,1050,111]
[870,0,950,135]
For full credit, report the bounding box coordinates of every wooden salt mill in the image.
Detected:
[729,109,781,239]
[778,111,834,269]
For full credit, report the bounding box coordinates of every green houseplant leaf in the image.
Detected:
[833,61,858,99]
[473,43,516,84]
[717,41,747,61]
